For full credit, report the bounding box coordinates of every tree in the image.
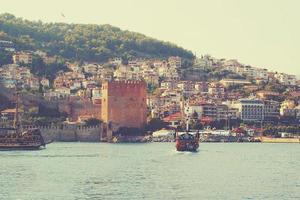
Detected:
[190,120,203,130]
[0,93,13,111]
[147,83,157,94]
[145,118,167,131]
[115,127,146,136]
[85,118,102,126]
[0,50,12,66]
[192,111,198,119]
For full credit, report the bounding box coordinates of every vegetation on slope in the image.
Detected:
[0,13,194,63]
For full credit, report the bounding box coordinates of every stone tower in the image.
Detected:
[101,80,147,129]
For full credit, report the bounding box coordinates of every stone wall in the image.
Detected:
[23,124,102,142]
[57,99,101,121]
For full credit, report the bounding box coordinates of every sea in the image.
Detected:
[0,143,299,200]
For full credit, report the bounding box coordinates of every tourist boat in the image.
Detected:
[175,109,200,152]
[0,127,46,150]
[0,88,46,150]
[175,131,200,152]
[175,119,200,152]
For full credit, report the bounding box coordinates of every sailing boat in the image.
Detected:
[0,87,46,150]
[175,94,200,152]
[175,116,200,152]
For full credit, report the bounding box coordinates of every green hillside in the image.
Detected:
[0,13,194,62]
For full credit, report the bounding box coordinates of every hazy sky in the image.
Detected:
[0,0,299,75]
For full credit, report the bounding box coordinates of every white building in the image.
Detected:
[168,56,181,68]
[83,63,99,74]
[274,73,297,86]
[234,99,264,122]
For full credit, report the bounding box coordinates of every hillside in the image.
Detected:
[0,13,194,62]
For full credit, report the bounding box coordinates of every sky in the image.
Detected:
[0,0,299,75]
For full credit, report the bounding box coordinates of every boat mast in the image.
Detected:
[181,92,189,132]
[13,85,21,133]
[186,116,190,132]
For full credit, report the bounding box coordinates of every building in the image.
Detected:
[163,112,182,128]
[1,108,24,121]
[109,57,122,65]
[184,102,203,119]
[114,65,135,80]
[208,83,225,96]
[55,87,71,98]
[200,103,227,121]
[160,81,177,90]
[142,70,159,86]
[29,77,40,90]
[235,99,264,122]
[0,40,15,52]
[193,55,214,69]
[219,79,251,87]
[177,81,195,95]
[13,52,32,64]
[42,56,56,64]
[216,104,230,121]
[236,65,256,78]
[83,63,99,74]
[263,100,280,122]
[185,102,231,121]
[194,82,208,93]
[256,91,280,100]
[280,100,296,117]
[274,73,297,86]
[168,56,181,68]
[101,80,147,129]
[295,105,300,119]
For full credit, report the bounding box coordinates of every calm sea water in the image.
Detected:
[0,143,299,200]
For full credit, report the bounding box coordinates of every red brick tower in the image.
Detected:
[101,80,147,129]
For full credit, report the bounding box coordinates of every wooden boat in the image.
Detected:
[0,127,45,150]
[0,87,46,150]
[175,131,200,152]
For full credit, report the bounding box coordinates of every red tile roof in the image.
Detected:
[163,112,182,122]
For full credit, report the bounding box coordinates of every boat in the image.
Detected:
[0,127,46,150]
[175,98,200,151]
[175,131,200,152]
[0,87,46,150]
[259,136,300,143]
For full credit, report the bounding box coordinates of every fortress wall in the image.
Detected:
[76,126,102,142]
[57,100,101,121]
[24,125,102,142]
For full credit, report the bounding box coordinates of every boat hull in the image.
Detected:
[176,145,199,152]
[175,132,200,152]
[176,140,199,152]
[260,137,300,143]
[0,144,44,151]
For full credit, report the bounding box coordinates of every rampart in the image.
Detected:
[22,124,103,142]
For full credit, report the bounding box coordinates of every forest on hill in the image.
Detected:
[0,13,194,62]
